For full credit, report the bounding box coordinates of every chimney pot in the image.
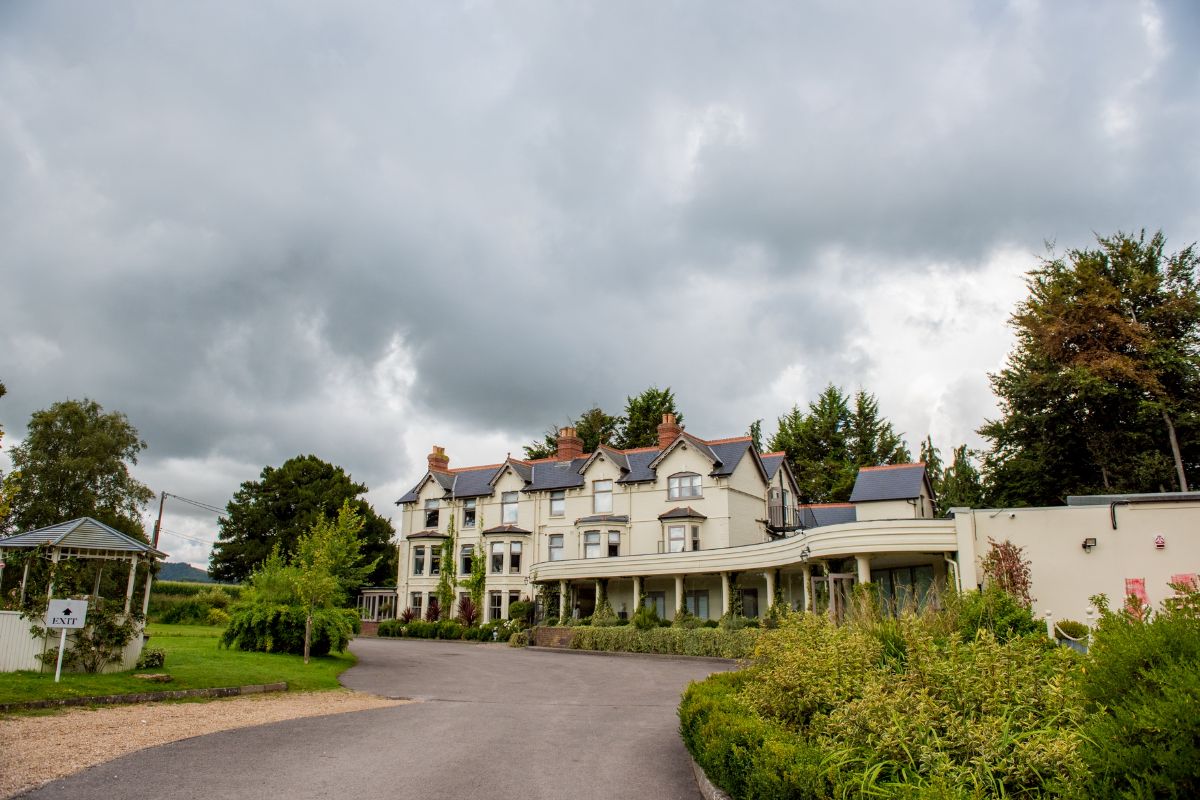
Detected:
[657,413,682,449]
[428,445,450,473]
[556,426,584,460]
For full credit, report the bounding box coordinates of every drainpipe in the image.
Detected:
[943,554,961,593]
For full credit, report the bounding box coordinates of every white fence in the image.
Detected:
[0,610,146,673]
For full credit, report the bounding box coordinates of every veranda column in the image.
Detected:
[764,569,776,613]
[141,558,155,616]
[559,580,568,619]
[801,564,813,613]
[124,554,138,614]
[46,549,61,600]
[632,575,642,609]
[720,572,731,616]
[595,579,603,610]
[674,575,685,617]
[856,555,872,585]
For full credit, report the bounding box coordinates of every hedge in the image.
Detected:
[679,671,829,800]
[568,625,759,658]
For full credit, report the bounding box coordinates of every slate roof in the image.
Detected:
[398,434,776,503]
[481,524,532,536]
[526,457,589,491]
[802,503,857,528]
[658,506,708,520]
[848,463,931,503]
[406,529,449,539]
[0,517,165,557]
[760,453,785,480]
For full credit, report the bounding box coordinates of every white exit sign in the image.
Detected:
[47,599,89,629]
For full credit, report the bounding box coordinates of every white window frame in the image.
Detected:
[691,525,701,552]
[502,491,519,524]
[412,545,425,575]
[584,530,601,559]
[549,533,564,561]
[424,499,440,528]
[430,547,441,575]
[488,590,502,621]
[549,490,565,517]
[490,540,505,574]
[685,589,709,618]
[463,498,477,528]
[668,473,702,500]
[509,541,523,574]
[667,524,686,553]
[607,531,620,558]
[411,592,424,618]
[460,543,474,576]
[593,480,613,513]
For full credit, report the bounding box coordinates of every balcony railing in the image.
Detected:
[766,505,804,533]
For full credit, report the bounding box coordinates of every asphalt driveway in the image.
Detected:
[20,639,731,799]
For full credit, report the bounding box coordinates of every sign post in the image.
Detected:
[46,599,88,683]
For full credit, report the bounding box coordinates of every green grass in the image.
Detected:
[0,623,356,707]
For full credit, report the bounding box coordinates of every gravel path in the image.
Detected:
[0,690,404,799]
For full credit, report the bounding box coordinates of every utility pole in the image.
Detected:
[152,491,166,549]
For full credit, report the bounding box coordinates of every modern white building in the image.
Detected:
[393,415,1200,626]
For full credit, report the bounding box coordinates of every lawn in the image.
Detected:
[0,623,356,707]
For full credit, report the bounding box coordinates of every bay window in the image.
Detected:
[412,545,425,576]
[584,530,601,558]
[607,531,620,557]
[490,541,505,573]
[509,541,522,573]
[667,525,686,553]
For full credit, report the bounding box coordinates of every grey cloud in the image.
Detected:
[1,1,1197,532]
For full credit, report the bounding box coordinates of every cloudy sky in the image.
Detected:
[2,1,1197,567]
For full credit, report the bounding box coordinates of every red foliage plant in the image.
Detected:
[456,597,480,627]
[981,537,1034,608]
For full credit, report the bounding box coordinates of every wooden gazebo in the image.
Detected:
[0,517,165,672]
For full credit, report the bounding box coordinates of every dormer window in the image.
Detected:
[424,499,440,528]
[668,473,702,500]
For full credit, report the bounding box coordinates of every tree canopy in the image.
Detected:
[769,385,911,503]
[1,398,153,539]
[981,230,1200,505]
[210,454,395,585]
[522,387,684,458]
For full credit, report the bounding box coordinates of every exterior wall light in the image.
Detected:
[1081,537,1097,552]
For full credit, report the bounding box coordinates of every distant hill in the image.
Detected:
[157,562,214,583]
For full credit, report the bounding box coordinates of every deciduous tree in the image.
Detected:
[1,398,153,539]
[981,230,1200,504]
[210,455,394,585]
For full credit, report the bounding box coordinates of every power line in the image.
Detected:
[159,527,218,546]
[165,493,227,517]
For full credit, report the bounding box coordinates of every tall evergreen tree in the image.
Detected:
[617,386,683,448]
[981,230,1200,505]
[939,445,985,512]
[523,405,624,459]
[769,385,910,503]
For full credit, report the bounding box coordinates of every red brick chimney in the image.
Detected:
[657,413,682,449]
[556,427,584,460]
[427,445,450,473]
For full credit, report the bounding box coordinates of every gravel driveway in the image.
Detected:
[13,639,731,799]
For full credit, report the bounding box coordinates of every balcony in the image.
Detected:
[766,504,804,534]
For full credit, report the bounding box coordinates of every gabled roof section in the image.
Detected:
[0,517,165,557]
[577,444,631,478]
[849,463,932,503]
[488,458,532,488]
[648,431,719,472]
[761,452,786,480]
[526,457,589,492]
[617,449,661,484]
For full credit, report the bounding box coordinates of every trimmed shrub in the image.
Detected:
[205,607,231,626]
[507,600,533,626]
[436,620,464,640]
[1055,619,1089,641]
[220,604,357,656]
[569,625,759,658]
[508,631,529,647]
[377,619,403,637]
[671,608,703,629]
